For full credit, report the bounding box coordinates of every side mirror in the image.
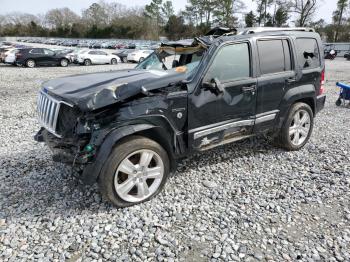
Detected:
[202,77,224,93]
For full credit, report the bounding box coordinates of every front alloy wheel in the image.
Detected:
[99,136,170,207]
[114,150,164,203]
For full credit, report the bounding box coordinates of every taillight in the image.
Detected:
[319,69,325,95]
[16,53,22,58]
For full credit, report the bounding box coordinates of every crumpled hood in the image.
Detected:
[42,69,186,112]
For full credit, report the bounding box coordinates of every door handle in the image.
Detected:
[286,77,297,83]
[241,85,256,92]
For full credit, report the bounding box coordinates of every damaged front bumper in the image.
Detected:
[34,128,92,165]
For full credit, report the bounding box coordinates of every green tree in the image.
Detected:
[333,0,348,42]
[274,6,289,26]
[255,0,274,26]
[145,0,164,38]
[162,1,175,21]
[164,15,187,39]
[245,11,256,27]
[213,0,245,28]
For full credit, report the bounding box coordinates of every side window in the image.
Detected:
[89,51,96,55]
[206,43,250,82]
[257,40,285,74]
[44,49,55,56]
[30,48,44,54]
[99,51,107,55]
[296,38,320,69]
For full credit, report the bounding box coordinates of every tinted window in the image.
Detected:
[258,40,285,74]
[99,51,107,55]
[44,49,55,56]
[30,48,44,54]
[206,43,250,82]
[296,38,320,69]
[89,51,97,55]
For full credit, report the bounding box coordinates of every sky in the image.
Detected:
[0,0,337,24]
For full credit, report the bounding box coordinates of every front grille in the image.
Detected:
[37,91,72,137]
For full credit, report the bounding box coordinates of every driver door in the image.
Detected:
[188,41,257,150]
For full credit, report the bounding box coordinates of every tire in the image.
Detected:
[336,98,342,106]
[111,58,118,65]
[274,102,314,151]
[98,136,170,208]
[26,59,36,68]
[139,57,144,63]
[84,59,92,66]
[60,59,68,67]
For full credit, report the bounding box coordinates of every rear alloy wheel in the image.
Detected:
[99,136,170,207]
[84,59,92,66]
[288,109,311,147]
[60,59,68,67]
[111,58,118,65]
[26,59,36,68]
[274,102,314,151]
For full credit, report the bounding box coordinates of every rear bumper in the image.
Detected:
[316,95,326,114]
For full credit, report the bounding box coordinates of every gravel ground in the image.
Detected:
[0,59,349,262]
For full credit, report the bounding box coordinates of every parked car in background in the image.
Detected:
[127,49,153,63]
[4,49,19,65]
[78,41,89,48]
[90,42,102,49]
[71,49,89,63]
[113,49,135,63]
[77,50,121,65]
[115,43,127,49]
[0,47,12,62]
[15,48,70,67]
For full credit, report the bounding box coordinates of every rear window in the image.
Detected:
[296,38,321,69]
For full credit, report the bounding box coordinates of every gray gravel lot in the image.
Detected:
[0,59,349,262]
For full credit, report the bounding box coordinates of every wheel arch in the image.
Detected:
[81,123,178,184]
[275,85,316,130]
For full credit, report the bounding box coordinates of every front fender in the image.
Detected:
[81,124,156,184]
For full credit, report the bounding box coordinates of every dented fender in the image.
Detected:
[81,124,156,184]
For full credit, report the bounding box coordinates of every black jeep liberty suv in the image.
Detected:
[35,27,326,207]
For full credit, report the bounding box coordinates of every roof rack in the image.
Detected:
[237,27,315,35]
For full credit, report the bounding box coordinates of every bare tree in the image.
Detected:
[98,0,127,23]
[291,0,318,26]
[82,3,108,27]
[45,8,79,29]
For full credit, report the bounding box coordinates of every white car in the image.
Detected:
[127,50,153,63]
[77,50,121,66]
[4,49,18,65]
